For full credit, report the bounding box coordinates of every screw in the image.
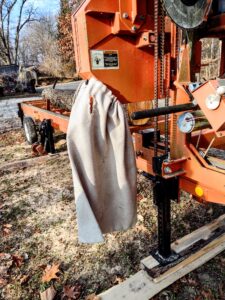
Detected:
[122,12,129,19]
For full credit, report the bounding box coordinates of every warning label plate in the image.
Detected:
[91,50,119,70]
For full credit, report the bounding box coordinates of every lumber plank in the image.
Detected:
[207,156,225,170]
[140,214,225,271]
[99,233,225,300]
[140,256,159,270]
[154,234,225,283]
[171,214,225,253]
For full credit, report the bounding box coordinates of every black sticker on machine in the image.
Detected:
[91,50,119,70]
[104,51,119,68]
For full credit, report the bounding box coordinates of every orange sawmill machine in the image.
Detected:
[72,0,225,264]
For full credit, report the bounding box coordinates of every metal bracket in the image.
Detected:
[152,154,168,175]
[39,119,55,154]
[162,157,187,179]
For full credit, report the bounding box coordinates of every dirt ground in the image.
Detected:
[0,129,225,300]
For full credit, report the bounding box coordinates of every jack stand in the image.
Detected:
[152,176,180,266]
[39,119,55,154]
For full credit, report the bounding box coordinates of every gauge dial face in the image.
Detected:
[177,112,195,133]
[205,94,220,110]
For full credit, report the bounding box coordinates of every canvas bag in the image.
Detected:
[67,77,137,243]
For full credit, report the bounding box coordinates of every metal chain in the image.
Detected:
[165,88,169,155]
[176,27,181,73]
[160,4,165,99]
[170,26,181,159]
[164,46,170,156]
[159,3,170,156]
[154,0,159,157]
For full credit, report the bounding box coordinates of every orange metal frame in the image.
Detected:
[71,0,225,206]
[20,100,70,133]
[72,0,171,103]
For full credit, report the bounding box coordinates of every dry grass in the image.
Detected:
[0,130,225,300]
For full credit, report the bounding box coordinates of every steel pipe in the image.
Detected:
[131,102,197,120]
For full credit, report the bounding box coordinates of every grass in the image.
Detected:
[0,130,225,299]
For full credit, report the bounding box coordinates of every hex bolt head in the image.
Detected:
[122,12,129,19]
[132,25,137,32]
[164,167,172,174]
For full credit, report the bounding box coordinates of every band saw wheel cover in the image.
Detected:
[162,0,212,29]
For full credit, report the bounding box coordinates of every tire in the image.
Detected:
[23,117,38,144]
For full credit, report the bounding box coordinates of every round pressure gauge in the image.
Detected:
[177,112,195,133]
[205,94,221,110]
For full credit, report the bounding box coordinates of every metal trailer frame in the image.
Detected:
[19,99,70,134]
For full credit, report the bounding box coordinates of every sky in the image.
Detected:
[9,0,60,37]
[29,0,60,15]
[12,0,60,18]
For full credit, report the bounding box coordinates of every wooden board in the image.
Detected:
[0,151,68,175]
[98,215,225,300]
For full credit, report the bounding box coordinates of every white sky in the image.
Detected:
[29,0,59,14]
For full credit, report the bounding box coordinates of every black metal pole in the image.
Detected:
[131,102,197,120]
[153,176,172,258]
[158,190,172,258]
[152,176,180,265]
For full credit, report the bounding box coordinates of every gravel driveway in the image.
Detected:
[0,96,42,133]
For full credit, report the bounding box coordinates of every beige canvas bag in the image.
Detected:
[67,77,137,243]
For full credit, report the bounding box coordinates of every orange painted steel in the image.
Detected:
[21,100,70,133]
[72,0,172,103]
[21,98,225,205]
[193,80,225,135]
[71,0,225,207]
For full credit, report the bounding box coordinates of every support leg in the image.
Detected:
[158,188,172,258]
[153,176,179,265]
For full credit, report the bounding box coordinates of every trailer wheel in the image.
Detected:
[23,117,38,144]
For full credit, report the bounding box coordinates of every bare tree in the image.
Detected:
[19,15,63,77]
[0,0,38,65]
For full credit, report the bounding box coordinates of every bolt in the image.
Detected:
[132,25,137,32]
[136,151,143,157]
[164,167,172,174]
[122,12,129,19]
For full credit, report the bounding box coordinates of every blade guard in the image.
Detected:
[162,0,213,29]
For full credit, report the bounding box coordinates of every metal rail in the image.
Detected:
[131,102,197,120]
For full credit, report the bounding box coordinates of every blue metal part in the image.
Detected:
[218,0,225,13]
[189,82,201,92]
